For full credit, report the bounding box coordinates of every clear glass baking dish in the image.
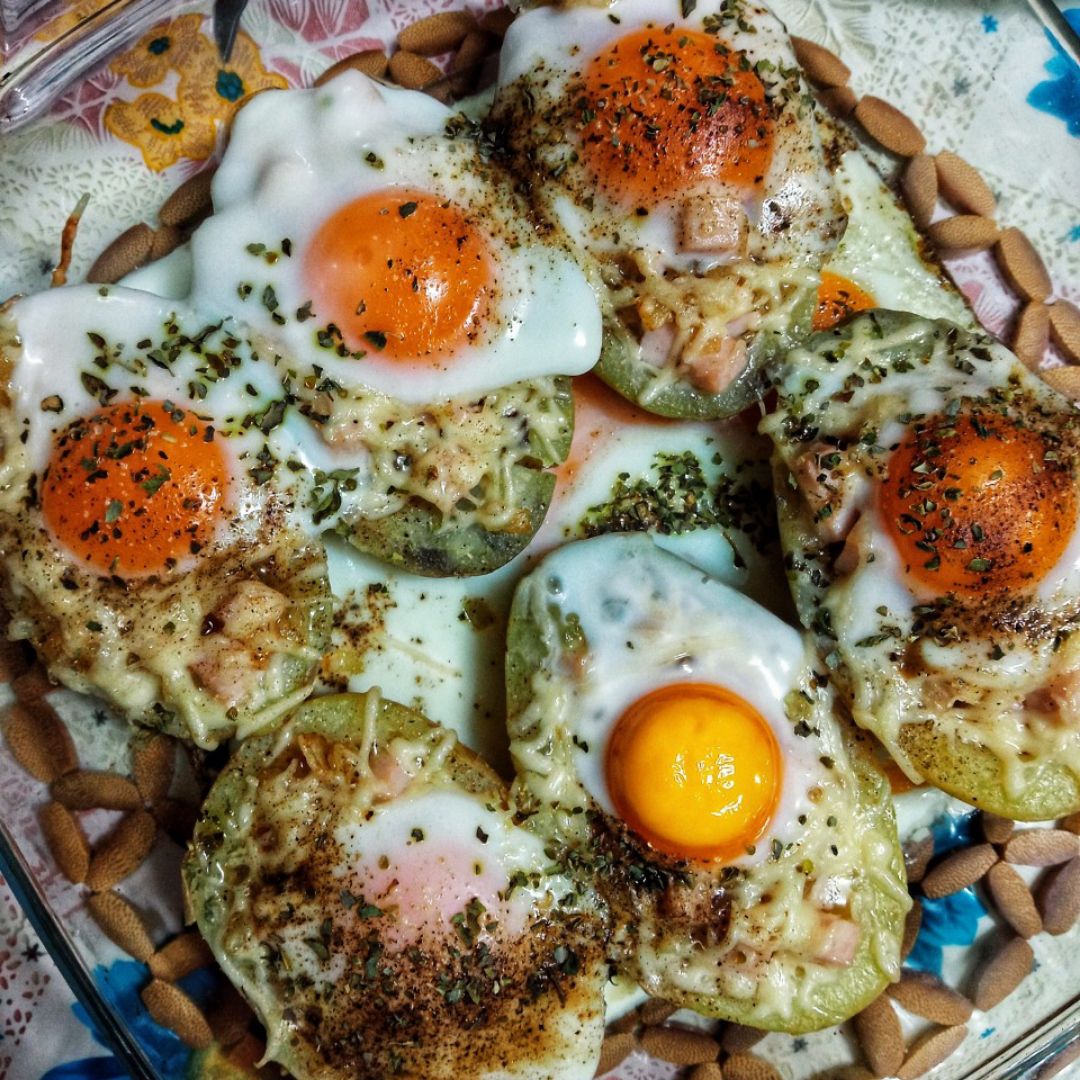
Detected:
[0,0,1079,1077]
[0,0,181,133]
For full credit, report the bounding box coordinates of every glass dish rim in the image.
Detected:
[0,817,159,1079]
[0,1,1079,1076]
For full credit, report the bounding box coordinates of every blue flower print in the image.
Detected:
[905,812,987,977]
[1028,8,1080,136]
[40,959,218,1080]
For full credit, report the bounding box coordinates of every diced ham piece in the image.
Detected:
[188,581,289,706]
[189,639,260,709]
[1049,669,1080,721]
[681,336,748,395]
[640,323,677,369]
[214,580,289,639]
[1026,667,1080,724]
[726,311,762,339]
[793,445,857,543]
[678,193,748,256]
[369,747,412,798]
[813,915,860,967]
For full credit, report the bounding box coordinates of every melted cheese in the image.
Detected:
[765,311,1080,798]
[507,535,907,1028]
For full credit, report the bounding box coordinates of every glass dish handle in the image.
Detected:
[0,0,182,134]
[0,817,160,1079]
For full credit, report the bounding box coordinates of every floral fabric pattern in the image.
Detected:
[0,3,1076,1079]
[1027,8,1080,138]
[101,12,287,171]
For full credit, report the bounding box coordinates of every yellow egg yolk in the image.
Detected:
[42,399,228,577]
[579,27,774,206]
[879,409,1077,597]
[303,189,493,362]
[813,272,876,332]
[605,683,782,862]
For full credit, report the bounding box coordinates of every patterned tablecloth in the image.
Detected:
[0,0,1077,1077]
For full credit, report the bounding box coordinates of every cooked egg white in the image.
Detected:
[539,376,786,611]
[491,0,845,418]
[764,309,1080,820]
[505,534,908,1031]
[185,692,609,1080]
[190,72,600,405]
[811,150,974,332]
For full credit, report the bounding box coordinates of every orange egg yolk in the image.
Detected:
[879,410,1077,597]
[605,683,782,862]
[303,189,493,362]
[579,27,774,206]
[41,399,228,577]
[813,272,876,332]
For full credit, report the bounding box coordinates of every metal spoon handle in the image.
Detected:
[1026,0,1080,69]
[212,0,248,62]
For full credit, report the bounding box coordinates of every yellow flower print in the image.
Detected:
[103,92,218,172]
[176,30,287,127]
[103,18,285,171]
[110,14,213,88]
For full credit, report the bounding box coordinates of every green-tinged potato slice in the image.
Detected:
[343,454,556,577]
[328,375,574,577]
[185,692,608,1080]
[505,534,909,1032]
[762,309,1080,820]
[594,306,814,421]
[0,518,332,750]
[896,721,1080,823]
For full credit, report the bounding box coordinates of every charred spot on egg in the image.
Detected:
[186,73,600,577]
[764,309,1080,820]
[505,534,907,1032]
[0,286,333,748]
[489,0,846,419]
[184,692,609,1080]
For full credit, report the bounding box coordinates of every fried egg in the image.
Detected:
[490,0,846,419]
[505,534,908,1031]
[763,309,1080,820]
[191,72,600,403]
[0,285,333,747]
[314,373,786,769]
[182,71,598,575]
[812,150,973,332]
[185,692,608,1080]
